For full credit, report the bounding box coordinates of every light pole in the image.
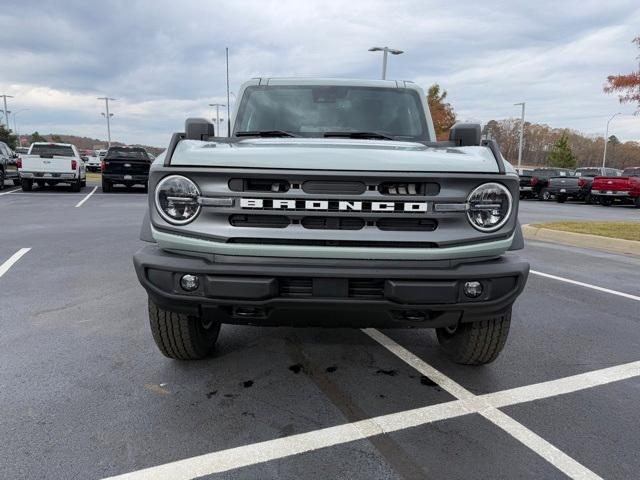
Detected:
[98,97,116,147]
[514,102,526,171]
[368,47,404,80]
[12,109,29,144]
[602,112,622,168]
[209,103,225,136]
[1,94,14,129]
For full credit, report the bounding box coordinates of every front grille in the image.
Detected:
[279,278,312,297]
[278,278,385,299]
[302,180,366,195]
[228,238,437,248]
[377,218,437,231]
[348,279,385,299]
[301,217,365,230]
[228,178,290,192]
[229,215,289,228]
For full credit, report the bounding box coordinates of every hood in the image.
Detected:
[166,138,502,173]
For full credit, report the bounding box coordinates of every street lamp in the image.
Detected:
[514,102,526,171]
[98,97,116,148]
[602,112,622,168]
[369,47,404,80]
[209,103,225,136]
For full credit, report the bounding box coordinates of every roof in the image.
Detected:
[251,77,418,89]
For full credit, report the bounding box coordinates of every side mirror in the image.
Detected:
[449,123,482,146]
[185,118,215,140]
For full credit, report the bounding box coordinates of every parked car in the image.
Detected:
[101,146,152,192]
[530,168,574,200]
[0,141,21,189]
[14,147,29,155]
[591,167,640,207]
[546,167,621,203]
[133,77,529,366]
[517,169,534,199]
[83,150,101,172]
[18,142,87,191]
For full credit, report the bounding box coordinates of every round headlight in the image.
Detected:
[155,175,201,225]
[466,182,512,232]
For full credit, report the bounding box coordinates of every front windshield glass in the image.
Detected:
[234,85,430,141]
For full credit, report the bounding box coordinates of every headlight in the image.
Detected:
[155,175,201,225]
[466,182,512,232]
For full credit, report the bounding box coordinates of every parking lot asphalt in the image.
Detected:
[1,181,639,480]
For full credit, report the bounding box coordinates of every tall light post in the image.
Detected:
[97,97,116,147]
[368,47,404,80]
[0,94,13,129]
[602,112,622,168]
[209,103,225,136]
[514,102,526,171]
[12,109,29,144]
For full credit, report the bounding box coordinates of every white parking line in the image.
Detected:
[75,186,98,208]
[531,270,640,302]
[0,187,20,196]
[363,329,603,480]
[0,248,31,278]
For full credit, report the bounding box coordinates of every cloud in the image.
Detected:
[0,0,638,146]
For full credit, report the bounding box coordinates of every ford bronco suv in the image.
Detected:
[133,78,529,365]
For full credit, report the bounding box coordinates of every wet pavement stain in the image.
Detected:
[243,380,254,388]
[206,390,218,399]
[420,376,442,391]
[289,364,304,374]
[326,366,338,373]
[375,369,398,376]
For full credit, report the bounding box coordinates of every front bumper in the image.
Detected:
[133,245,529,328]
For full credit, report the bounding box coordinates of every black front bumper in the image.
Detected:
[133,246,529,328]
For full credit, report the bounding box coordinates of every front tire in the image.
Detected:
[436,309,511,365]
[148,298,221,360]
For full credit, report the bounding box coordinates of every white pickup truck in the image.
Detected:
[18,142,87,192]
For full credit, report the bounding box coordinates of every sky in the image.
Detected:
[0,0,639,147]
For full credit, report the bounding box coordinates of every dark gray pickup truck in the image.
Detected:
[547,167,622,203]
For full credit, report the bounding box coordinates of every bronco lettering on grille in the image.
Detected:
[239,198,428,212]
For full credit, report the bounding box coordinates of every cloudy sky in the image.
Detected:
[1,0,638,147]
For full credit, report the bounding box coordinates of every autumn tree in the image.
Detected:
[427,84,456,140]
[30,131,46,143]
[604,36,640,111]
[547,132,576,169]
[0,124,18,149]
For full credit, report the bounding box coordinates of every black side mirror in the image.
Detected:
[449,123,482,146]
[185,118,215,140]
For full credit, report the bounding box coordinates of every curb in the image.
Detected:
[522,224,640,257]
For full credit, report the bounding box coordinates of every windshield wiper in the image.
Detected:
[323,131,395,140]
[235,130,300,138]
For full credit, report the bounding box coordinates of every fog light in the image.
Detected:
[180,274,199,292]
[463,281,483,298]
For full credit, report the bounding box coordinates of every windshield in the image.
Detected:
[234,85,430,141]
[30,144,74,157]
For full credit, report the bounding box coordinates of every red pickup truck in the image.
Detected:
[591,167,640,207]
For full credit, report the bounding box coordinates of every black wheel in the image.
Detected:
[634,197,640,209]
[21,178,33,191]
[13,178,20,186]
[71,179,81,192]
[600,197,613,206]
[436,309,511,365]
[0,170,4,190]
[81,179,87,187]
[148,298,221,360]
[102,179,111,193]
[539,189,551,201]
[584,193,592,205]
